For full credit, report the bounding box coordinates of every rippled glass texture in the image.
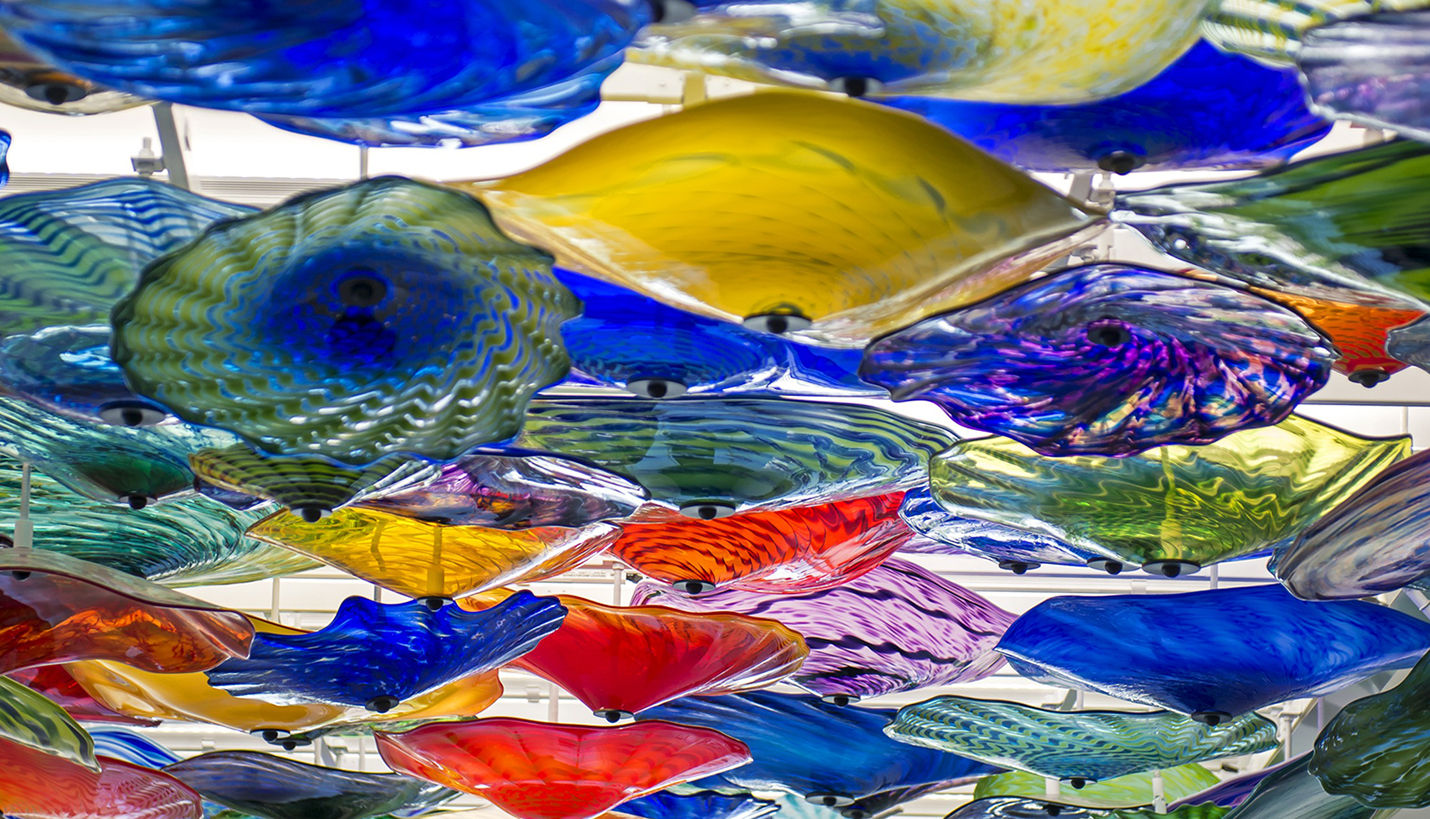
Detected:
[112,177,578,466]
[629,0,1204,103]
[1198,0,1421,65]
[1311,650,1430,808]
[207,593,562,710]
[1116,139,1430,311]
[944,798,1227,819]
[1298,10,1430,141]
[618,790,778,819]
[165,751,457,819]
[249,508,617,599]
[0,676,98,772]
[886,697,1277,781]
[1277,447,1430,599]
[1168,762,1292,810]
[0,549,253,676]
[900,486,1104,570]
[1215,755,1374,819]
[515,398,953,513]
[611,495,913,593]
[884,42,1326,173]
[0,740,203,819]
[376,718,752,819]
[190,446,436,517]
[973,765,1220,810]
[639,692,998,801]
[862,265,1334,456]
[997,584,1430,717]
[633,557,1013,701]
[929,416,1406,572]
[87,727,180,769]
[0,178,253,335]
[0,325,171,424]
[466,93,1099,346]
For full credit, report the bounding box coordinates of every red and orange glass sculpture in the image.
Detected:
[376,718,752,819]
[1248,288,1424,383]
[0,549,252,675]
[608,495,913,594]
[0,738,203,819]
[8,666,159,727]
[464,593,806,719]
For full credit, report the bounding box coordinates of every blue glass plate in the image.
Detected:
[619,790,780,819]
[899,486,1104,572]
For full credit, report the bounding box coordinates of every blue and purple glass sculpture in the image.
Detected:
[0,129,9,187]
[632,557,1015,702]
[860,265,1335,457]
[1299,10,1430,143]
[637,691,1000,804]
[556,270,876,398]
[0,0,653,147]
[883,42,1328,173]
[619,790,779,819]
[0,325,169,426]
[206,591,565,711]
[997,584,1430,722]
[899,486,1104,573]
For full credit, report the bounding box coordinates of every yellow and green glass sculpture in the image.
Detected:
[112,177,580,466]
[973,764,1221,809]
[0,676,99,772]
[929,416,1408,576]
[464,92,1101,346]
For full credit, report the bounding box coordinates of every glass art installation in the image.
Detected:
[929,416,1407,575]
[465,92,1103,346]
[188,446,437,520]
[0,0,653,147]
[632,557,1014,701]
[248,507,618,600]
[164,751,458,819]
[1198,0,1426,65]
[555,270,876,398]
[205,592,564,711]
[1275,448,1430,600]
[1310,650,1430,808]
[0,676,98,772]
[885,697,1277,783]
[627,0,1206,104]
[86,729,180,771]
[112,177,579,466]
[1298,9,1430,141]
[0,324,170,425]
[881,42,1328,174]
[638,691,998,803]
[1115,139,1430,312]
[1168,762,1293,810]
[860,265,1335,456]
[0,29,145,116]
[1387,314,1430,372]
[899,486,1105,572]
[0,549,253,676]
[513,398,954,515]
[0,738,203,819]
[375,718,753,819]
[610,494,913,594]
[618,790,779,819]
[7,665,159,727]
[1210,755,1375,819]
[1244,291,1424,383]
[0,178,253,335]
[996,584,1430,721]
[943,798,1227,819]
[972,765,1221,810]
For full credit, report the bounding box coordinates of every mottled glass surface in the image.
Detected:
[190,446,438,518]
[1217,755,1375,819]
[0,324,169,424]
[0,739,203,819]
[0,676,98,772]
[1311,650,1430,808]
[972,765,1220,810]
[1299,10,1430,141]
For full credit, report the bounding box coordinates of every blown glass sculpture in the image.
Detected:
[929,416,1407,575]
[87,727,180,769]
[1198,0,1413,64]
[513,398,954,514]
[7,665,159,727]
[632,557,1014,701]
[1115,139,1430,311]
[189,446,436,519]
[996,584,1430,720]
[0,676,98,772]
[112,177,579,466]
[1213,755,1374,819]
[638,691,998,802]
[861,265,1335,457]
[249,507,618,600]
[0,28,147,116]
[899,486,1104,572]
[375,718,753,819]
[840,782,966,819]
[885,697,1277,783]
[1297,10,1430,141]
[1388,314,1430,371]
[1168,762,1293,810]
[972,765,1221,810]
[0,324,170,425]
[556,270,874,398]
[610,495,914,594]
[0,740,203,819]
[882,42,1327,173]
[1246,291,1424,382]
[0,549,253,676]
[465,92,1101,346]
[206,592,564,710]
[627,0,1205,104]
[945,799,1226,819]
[468,593,807,719]
[357,453,647,528]
[1276,447,1430,599]
[618,790,779,819]
[1310,650,1430,808]
[165,751,457,819]
[0,178,253,335]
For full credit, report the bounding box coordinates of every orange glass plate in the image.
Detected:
[1251,288,1424,381]
[0,740,202,819]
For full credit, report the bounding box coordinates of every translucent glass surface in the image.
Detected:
[899,486,1105,570]
[0,29,149,116]
[1298,10,1430,140]
[189,446,437,518]
[0,325,172,424]
[0,740,203,819]
[1311,650,1430,808]
[1248,291,1424,380]
[87,727,180,769]
[8,665,159,727]
[618,790,778,819]
[0,676,98,772]
[1216,755,1374,819]
[944,798,1226,819]
[973,765,1220,810]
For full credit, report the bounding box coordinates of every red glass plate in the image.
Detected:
[0,739,202,819]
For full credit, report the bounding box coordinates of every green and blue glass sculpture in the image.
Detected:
[1115,139,1430,311]
[1387,314,1430,371]
[882,42,1328,173]
[1169,762,1292,810]
[972,765,1220,810]
[861,265,1335,457]
[1275,448,1430,600]
[1298,10,1430,141]
[997,584,1430,721]
[206,592,565,711]
[885,696,1277,783]
[619,790,780,819]
[112,177,579,467]
[945,798,1227,819]
[1216,755,1374,819]
[900,486,1105,573]
[87,727,180,769]
[0,0,653,147]
[165,751,458,819]
[556,270,877,398]
[0,676,98,772]
[1310,649,1430,808]
[0,177,253,335]
[512,397,955,515]
[929,415,1407,575]
[0,325,169,425]
[637,691,999,804]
